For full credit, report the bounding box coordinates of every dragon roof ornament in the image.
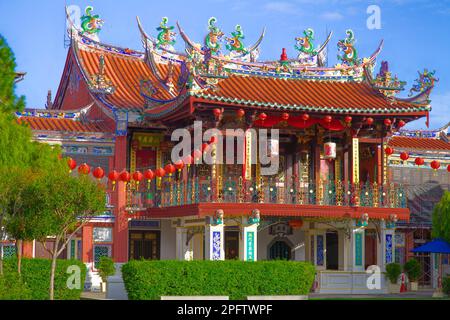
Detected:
[155,17,177,50]
[337,29,360,67]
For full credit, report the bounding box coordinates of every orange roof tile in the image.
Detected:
[195,75,424,114]
[76,46,180,111]
[18,116,110,133]
[388,136,450,151]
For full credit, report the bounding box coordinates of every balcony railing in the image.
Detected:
[125,177,407,211]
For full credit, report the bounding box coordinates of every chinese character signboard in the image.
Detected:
[246,231,255,261]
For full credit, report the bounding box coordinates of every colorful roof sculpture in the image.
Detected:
[55,6,437,125]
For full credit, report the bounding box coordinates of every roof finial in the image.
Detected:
[280,48,288,62]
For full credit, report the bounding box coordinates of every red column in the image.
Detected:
[377,144,382,185]
[81,225,93,263]
[22,241,34,258]
[112,136,129,262]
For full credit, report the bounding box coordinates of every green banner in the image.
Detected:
[355,232,363,266]
[246,231,255,261]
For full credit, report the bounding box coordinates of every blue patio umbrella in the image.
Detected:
[411,238,450,254]
[411,238,450,295]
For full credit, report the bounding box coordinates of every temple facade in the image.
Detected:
[8,7,444,293]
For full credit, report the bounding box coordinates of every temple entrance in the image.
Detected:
[129,231,160,260]
[269,239,292,260]
[365,230,378,269]
[326,232,339,270]
[225,229,239,260]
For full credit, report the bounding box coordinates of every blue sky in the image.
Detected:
[1,0,449,130]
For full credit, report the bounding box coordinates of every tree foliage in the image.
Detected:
[33,171,106,299]
[432,191,450,243]
[0,35,25,114]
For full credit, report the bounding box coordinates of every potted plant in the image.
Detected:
[385,263,402,293]
[98,257,115,293]
[404,258,421,291]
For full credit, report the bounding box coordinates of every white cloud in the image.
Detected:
[264,2,299,14]
[320,11,344,20]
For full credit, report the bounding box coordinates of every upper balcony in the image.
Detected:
[125,177,407,213]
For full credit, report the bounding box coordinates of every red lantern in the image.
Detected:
[108,170,120,191]
[120,170,131,182]
[366,117,374,125]
[288,220,303,229]
[323,115,332,124]
[398,120,406,128]
[144,169,154,181]
[209,136,218,144]
[164,164,176,176]
[400,152,409,161]
[236,109,245,118]
[93,167,105,180]
[67,157,77,171]
[213,108,222,118]
[281,112,289,121]
[259,113,267,121]
[415,157,425,166]
[431,160,440,171]
[174,160,184,171]
[108,170,119,181]
[344,116,352,124]
[201,143,210,153]
[183,155,194,165]
[447,164,450,172]
[155,168,166,178]
[132,171,144,182]
[144,169,154,190]
[384,119,392,126]
[385,147,394,156]
[302,113,310,121]
[78,163,90,175]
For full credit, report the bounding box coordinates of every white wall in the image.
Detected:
[160,220,176,260]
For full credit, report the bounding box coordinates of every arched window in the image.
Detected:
[268,239,292,260]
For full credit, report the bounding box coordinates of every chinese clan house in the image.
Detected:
[20,7,440,293]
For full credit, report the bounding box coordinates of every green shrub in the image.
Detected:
[0,272,32,300]
[403,258,421,282]
[98,257,115,282]
[443,276,450,295]
[3,258,86,300]
[385,263,402,284]
[122,260,316,300]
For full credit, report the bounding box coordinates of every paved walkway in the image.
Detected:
[81,289,446,300]
[309,290,445,300]
[81,291,108,300]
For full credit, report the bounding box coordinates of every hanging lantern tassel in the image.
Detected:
[144,169,154,191]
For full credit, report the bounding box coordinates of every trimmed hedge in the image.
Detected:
[443,276,450,295]
[122,260,316,300]
[1,258,86,300]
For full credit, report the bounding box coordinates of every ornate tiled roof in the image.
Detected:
[388,136,450,151]
[58,10,436,123]
[18,116,111,133]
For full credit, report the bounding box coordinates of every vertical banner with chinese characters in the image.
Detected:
[244,130,252,181]
[246,231,255,261]
[355,232,363,266]
[385,234,393,264]
[352,138,359,183]
[212,231,221,260]
[316,235,324,266]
